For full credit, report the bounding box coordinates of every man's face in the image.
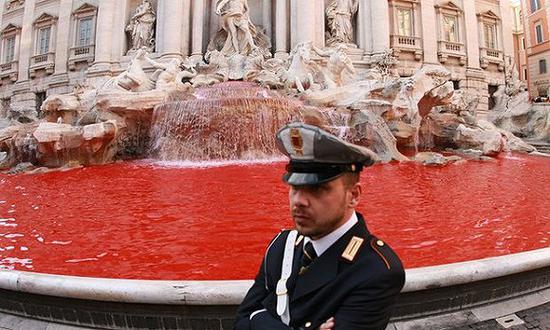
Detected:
[289,175,360,240]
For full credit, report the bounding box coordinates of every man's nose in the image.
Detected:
[290,189,309,207]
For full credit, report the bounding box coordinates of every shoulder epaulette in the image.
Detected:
[370,238,391,270]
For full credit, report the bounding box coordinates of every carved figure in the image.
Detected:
[102,47,153,92]
[283,42,322,93]
[126,0,156,52]
[191,50,230,87]
[326,0,359,46]
[312,44,356,89]
[215,0,258,56]
[146,57,196,91]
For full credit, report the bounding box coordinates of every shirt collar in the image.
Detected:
[304,212,358,257]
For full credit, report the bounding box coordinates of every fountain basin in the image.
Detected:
[0,248,549,329]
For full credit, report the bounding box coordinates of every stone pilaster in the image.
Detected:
[370,0,390,56]
[275,0,289,57]
[90,0,116,73]
[262,0,272,42]
[158,0,185,59]
[191,0,206,62]
[419,0,438,64]
[53,0,73,76]
[499,0,514,62]
[357,0,371,53]
[291,0,316,47]
[17,0,35,82]
[463,0,481,69]
[181,0,191,57]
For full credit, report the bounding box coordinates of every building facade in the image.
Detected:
[521,0,550,98]
[0,0,514,117]
[511,0,528,83]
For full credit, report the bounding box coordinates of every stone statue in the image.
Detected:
[102,47,154,92]
[326,0,359,46]
[146,57,195,91]
[312,44,356,89]
[283,42,322,93]
[215,0,258,55]
[126,0,156,52]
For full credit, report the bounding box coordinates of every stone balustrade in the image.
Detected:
[29,52,55,77]
[479,47,504,71]
[437,40,467,65]
[68,45,95,70]
[390,35,423,61]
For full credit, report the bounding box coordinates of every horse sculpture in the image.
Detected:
[283,42,321,93]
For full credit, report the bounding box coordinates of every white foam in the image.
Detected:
[147,157,286,169]
[65,258,98,263]
[51,240,72,245]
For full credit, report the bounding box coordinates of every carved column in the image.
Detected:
[181,0,191,57]
[357,0,370,52]
[263,0,273,41]
[420,0,438,63]
[463,0,481,69]
[291,0,316,47]
[159,0,184,58]
[191,0,206,61]
[499,0,514,63]
[17,0,35,81]
[275,0,289,57]
[91,0,116,72]
[370,0,390,55]
[54,0,72,75]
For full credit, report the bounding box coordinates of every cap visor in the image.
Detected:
[283,172,344,186]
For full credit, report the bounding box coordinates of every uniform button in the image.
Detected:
[376,240,384,247]
[305,321,312,327]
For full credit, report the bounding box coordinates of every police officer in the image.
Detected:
[235,123,405,330]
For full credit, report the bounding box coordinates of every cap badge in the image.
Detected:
[290,128,304,156]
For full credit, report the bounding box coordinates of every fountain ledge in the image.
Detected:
[0,247,548,329]
[0,247,548,304]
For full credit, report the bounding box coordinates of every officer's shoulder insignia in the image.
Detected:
[370,238,391,270]
[342,236,364,262]
[295,235,304,247]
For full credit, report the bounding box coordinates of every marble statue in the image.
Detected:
[326,0,359,46]
[103,47,153,92]
[312,44,356,89]
[126,0,156,52]
[215,0,258,56]
[283,42,322,93]
[146,57,195,91]
[191,50,230,87]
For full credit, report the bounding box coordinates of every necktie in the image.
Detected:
[300,241,317,275]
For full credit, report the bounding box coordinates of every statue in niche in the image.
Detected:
[325,0,359,46]
[208,0,271,58]
[126,0,156,52]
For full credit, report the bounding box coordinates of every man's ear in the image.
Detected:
[349,183,362,208]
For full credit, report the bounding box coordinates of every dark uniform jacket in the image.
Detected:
[235,213,405,330]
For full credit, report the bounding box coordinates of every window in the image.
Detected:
[4,36,15,63]
[37,26,51,54]
[443,15,458,42]
[484,23,497,49]
[521,37,525,50]
[523,68,528,80]
[35,92,46,114]
[77,17,93,46]
[540,59,547,74]
[531,0,541,12]
[397,8,413,36]
[535,23,544,44]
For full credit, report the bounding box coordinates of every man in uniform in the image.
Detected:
[235,123,405,330]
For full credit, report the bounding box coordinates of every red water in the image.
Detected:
[1,154,549,280]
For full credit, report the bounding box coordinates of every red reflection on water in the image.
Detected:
[0,154,549,280]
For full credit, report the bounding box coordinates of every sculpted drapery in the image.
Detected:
[326,0,359,46]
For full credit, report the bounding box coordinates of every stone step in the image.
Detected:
[526,141,550,154]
